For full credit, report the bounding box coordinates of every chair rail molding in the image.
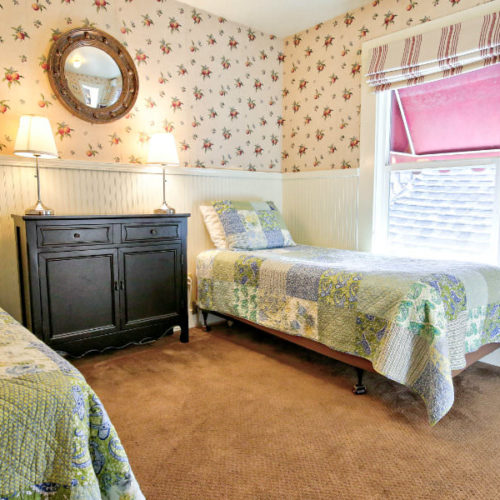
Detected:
[0,154,282,179]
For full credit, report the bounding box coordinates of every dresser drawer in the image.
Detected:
[37,225,112,247]
[122,223,179,242]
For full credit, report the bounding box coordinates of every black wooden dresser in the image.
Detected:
[13,214,190,356]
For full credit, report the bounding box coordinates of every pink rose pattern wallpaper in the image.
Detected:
[0,0,492,172]
[0,0,282,171]
[282,0,492,172]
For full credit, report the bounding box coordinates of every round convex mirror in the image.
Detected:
[48,28,138,123]
[64,46,123,109]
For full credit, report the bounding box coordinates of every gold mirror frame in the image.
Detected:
[48,28,139,124]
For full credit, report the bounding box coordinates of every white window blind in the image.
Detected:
[388,166,498,263]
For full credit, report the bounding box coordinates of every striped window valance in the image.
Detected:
[367,10,500,91]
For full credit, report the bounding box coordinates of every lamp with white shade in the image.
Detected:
[147,132,180,214]
[14,115,58,215]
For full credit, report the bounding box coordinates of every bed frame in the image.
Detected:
[200,309,500,394]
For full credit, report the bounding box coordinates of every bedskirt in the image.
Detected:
[197,245,500,424]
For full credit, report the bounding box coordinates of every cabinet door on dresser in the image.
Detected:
[119,243,181,329]
[38,248,120,344]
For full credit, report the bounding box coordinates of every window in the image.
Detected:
[81,84,100,108]
[374,64,500,264]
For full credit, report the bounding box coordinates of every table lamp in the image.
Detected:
[14,115,58,215]
[147,132,179,214]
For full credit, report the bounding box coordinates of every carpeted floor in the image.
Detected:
[74,323,500,500]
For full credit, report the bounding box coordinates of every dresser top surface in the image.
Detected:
[12,213,190,222]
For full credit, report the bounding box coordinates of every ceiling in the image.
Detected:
[182,0,368,38]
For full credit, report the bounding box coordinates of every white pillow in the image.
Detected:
[199,205,229,249]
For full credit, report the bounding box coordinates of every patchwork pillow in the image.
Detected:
[208,200,295,250]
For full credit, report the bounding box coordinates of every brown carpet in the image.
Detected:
[74,323,500,500]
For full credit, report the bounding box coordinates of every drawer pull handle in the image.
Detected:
[114,281,118,291]
[150,229,158,235]
[73,233,81,239]
[120,281,125,290]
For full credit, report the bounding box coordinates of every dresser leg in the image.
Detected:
[180,323,189,343]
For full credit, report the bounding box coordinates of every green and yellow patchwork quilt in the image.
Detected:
[0,308,144,499]
[197,245,500,424]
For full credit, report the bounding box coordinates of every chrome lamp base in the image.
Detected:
[154,202,175,214]
[25,200,54,216]
[25,156,54,215]
[154,167,175,214]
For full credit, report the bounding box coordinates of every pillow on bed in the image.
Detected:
[203,200,296,250]
[199,205,229,249]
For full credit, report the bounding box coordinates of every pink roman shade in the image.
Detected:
[366,10,500,91]
[390,63,500,159]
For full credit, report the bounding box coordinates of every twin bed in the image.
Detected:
[197,201,500,424]
[0,308,143,499]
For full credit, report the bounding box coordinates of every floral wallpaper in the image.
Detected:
[282,0,493,172]
[0,0,282,171]
[0,0,493,173]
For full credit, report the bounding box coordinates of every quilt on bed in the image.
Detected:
[197,245,500,424]
[0,308,144,500]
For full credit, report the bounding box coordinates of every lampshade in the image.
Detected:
[147,133,179,165]
[14,115,58,159]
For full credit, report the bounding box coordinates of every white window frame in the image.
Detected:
[81,83,101,108]
[372,88,500,264]
[359,0,500,255]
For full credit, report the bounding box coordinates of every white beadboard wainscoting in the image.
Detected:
[0,157,283,324]
[1,157,499,366]
[0,158,360,325]
[282,169,359,250]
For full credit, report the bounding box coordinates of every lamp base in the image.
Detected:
[154,202,175,215]
[25,201,54,216]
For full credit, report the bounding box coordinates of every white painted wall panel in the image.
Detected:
[282,170,359,250]
[0,159,282,322]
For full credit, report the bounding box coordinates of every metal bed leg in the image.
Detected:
[353,367,367,395]
[201,310,211,332]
